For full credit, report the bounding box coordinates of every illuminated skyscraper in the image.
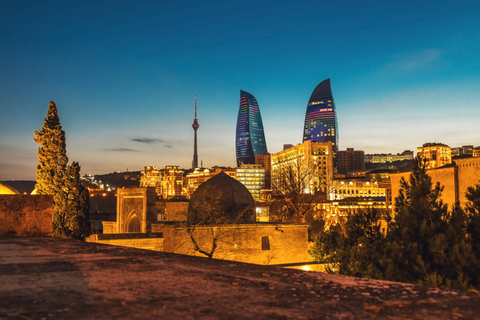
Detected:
[236,90,268,166]
[303,79,338,160]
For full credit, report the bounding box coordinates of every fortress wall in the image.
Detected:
[154,223,309,265]
[0,195,53,236]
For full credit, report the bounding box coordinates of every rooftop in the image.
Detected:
[1,237,479,319]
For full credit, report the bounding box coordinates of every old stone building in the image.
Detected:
[390,156,480,211]
[94,172,309,265]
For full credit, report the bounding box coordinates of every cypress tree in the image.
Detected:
[53,162,91,240]
[34,101,90,239]
[33,101,68,195]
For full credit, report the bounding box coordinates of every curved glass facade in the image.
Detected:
[236,90,268,166]
[303,79,338,157]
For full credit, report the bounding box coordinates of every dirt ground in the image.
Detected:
[1,237,479,319]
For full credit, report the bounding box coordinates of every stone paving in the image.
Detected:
[1,237,480,319]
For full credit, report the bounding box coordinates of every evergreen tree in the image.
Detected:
[311,208,388,278]
[33,101,68,195]
[52,162,91,240]
[466,184,480,287]
[34,101,90,239]
[386,156,472,289]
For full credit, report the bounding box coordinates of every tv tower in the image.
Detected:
[192,92,199,169]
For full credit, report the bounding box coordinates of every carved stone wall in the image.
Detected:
[116,187,157,233]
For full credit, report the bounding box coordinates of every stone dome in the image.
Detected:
[0,181,20,195]
[188,172,255,224]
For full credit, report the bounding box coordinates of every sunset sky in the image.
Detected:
[1,0,479,180]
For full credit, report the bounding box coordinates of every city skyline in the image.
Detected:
[0,1,479,180]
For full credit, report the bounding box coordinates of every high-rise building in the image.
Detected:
[140,166,163,196]
[337,148,365,174]
[271,141,334,195]
[303,79,338,162]
[255,152,272,189]
[162,165,184,199]
[236,90,268,166]
[236,164,265,202]
[417,143,452,169]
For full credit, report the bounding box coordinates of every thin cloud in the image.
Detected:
[131,138,164,144]
[382,49,442,73]
[104,148,137,152]
[164,145,173,149]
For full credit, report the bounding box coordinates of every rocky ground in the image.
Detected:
[1,236,479,319]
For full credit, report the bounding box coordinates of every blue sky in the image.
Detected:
[1,0,479,180]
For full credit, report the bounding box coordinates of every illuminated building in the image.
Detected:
[140,166,162,196]
[303,79,338,164]
[162,166,184,199]
[236,164,265,202]
[417,143,451,169]
[271,141,334,194]
[451,145,473,157]
[186,168,212,198]
[255,152,272,189]
[365,150,414,163]
[192,93,200,169]
[474,146,480,158]
[337,148,365,174]
[185,167,237,198]
[236,90,268,166]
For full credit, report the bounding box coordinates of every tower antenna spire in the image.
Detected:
[192,92,200,169]
[194,92,197,120]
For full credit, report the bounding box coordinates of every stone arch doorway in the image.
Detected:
[127,215,141,233]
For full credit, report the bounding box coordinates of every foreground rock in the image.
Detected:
[0,237,479,319]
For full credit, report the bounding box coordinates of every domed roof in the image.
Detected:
[188,172,255,224]
[0,181,20,195]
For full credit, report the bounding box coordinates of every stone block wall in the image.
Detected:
[0,195,53,236]
[152,223,309,265]
[390,157,480,213]
[86,233,164,251]
[456,157,480,206]
[165,202,188,221]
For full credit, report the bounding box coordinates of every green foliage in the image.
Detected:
[34,101,91,239]
[466,184,480,288]
[311,209,388,278]
[33,101,68,195]
[313,155,480,290]
[52,162,91,240]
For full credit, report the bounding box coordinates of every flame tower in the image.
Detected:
[235,90,268,166]
[303,78,338,161]
[192,93,199,169]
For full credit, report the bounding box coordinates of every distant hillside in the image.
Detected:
[94,171,140,189]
